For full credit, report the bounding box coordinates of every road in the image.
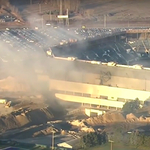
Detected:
[13,134,76,147]
[0,20,150,30]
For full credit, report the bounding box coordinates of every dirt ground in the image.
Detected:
[80,0,150,21]
[1,0,150,30]
[0,104,13,115]
[70,0,150,28]
[85,143,150,150]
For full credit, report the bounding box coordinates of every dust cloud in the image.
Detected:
[0,14,85,95]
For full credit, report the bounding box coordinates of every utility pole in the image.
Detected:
[110,141,113,150]
[66,8,69,26]
[49,10,52,21]
[128,18,129,28]
[49,2,52,22]
[39,3,42,13]
[51,131,55,150]
[127,14,131,28]
[41,15,44,29]
[11,15,12,22]
[60,0,63,15]
[104,14,107,28]
[59,0,63,24]
[109,140,114,150]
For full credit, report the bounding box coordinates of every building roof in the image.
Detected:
[13,134,79,148]
[57,138,80,149]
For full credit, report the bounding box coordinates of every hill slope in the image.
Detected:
[80,0,150,21]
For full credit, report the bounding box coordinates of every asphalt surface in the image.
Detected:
[0,27,125,63]
[14,134,75,147]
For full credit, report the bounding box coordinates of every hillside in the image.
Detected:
[10,0,150,28]
[80,0,150,21]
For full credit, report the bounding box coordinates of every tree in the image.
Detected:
[82,133,97,147]
[128,132,150,148]
[122,99,140,114]
[81,132,107,148]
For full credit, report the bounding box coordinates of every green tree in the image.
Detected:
[143,136,150,147]
[122,99,140,114]
[82,133,98,147]
[82,132,107,148]
[100,132,107,144]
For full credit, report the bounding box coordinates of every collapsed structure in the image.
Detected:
[38,29,150,116]
[0,27,149,116]
[39,58,150,110]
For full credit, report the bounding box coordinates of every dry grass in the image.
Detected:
[80,0,150,21]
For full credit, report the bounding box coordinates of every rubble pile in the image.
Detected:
[0,107,54,132]
[33,126,59,137]
[86,112,125,126]
[69,120,95,132]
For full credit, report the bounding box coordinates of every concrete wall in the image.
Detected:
[47,65,150,91]
[46,57,150,92]
[75,73,150,91]
[55,93,125,108]
[85,108,105,117]
[50,79,150,102]
[106,76,150,91]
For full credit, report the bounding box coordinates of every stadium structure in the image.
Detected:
[40,29,150,116]
[1,0,150,116]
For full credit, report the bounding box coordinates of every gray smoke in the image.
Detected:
[0,14,86,94]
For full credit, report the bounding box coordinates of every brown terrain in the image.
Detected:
[1,0,150,29]
[80,0,150,20]
[75,0,150,28]
[0,75,149,141]
[0,75,66,136]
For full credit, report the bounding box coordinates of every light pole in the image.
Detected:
[109,140,114,150]
[66,9,69,26]
[51,131,55,150]
[104,14,107,28]
[49,10,52,21]
[41,15,44,29]
[39,3,42,13]
[128,18,129,28]
[59,0,63,24]
[127,131,132,145]
[127,14,131,28]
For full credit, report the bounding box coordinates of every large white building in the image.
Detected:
[37,58,150,114]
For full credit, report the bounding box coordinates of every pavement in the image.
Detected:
[13,134,77,147]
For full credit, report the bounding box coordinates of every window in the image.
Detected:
[100,95,108,99]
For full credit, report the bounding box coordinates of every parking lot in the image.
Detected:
[0,26,148,67]
[0,27,124,62]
